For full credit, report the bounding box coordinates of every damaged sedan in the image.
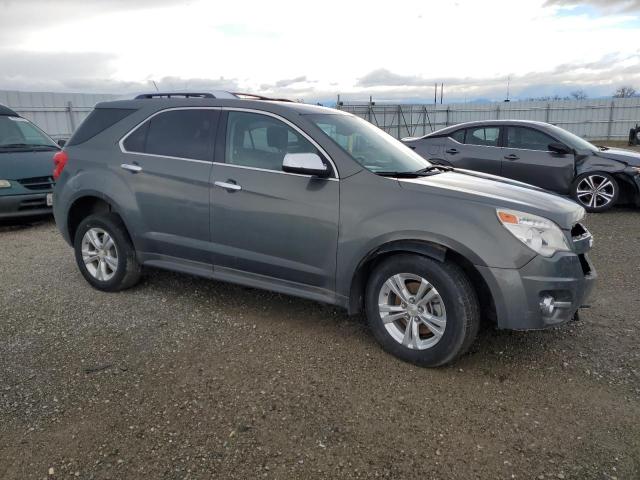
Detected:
[402,120,640,212]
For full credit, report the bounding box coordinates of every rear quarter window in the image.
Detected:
[67,108,136,146]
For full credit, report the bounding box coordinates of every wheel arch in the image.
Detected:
[346,239,496,323]
[67,192,132,245]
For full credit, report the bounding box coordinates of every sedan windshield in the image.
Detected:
[306,113,431,174]
[0,116,58,151]
[546,124,597,153]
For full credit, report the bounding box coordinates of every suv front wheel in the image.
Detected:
[365,254,480,367]
[73,213,142,291]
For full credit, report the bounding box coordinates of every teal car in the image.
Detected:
[0,104,60,219]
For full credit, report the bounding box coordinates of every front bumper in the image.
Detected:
[0,193,52,219]
[477,249,596,330]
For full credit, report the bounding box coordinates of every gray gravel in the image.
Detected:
[1,208,639,479]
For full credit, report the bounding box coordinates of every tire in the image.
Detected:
[73,213,141,291]
[365,254,480,367]
[571,172,619,213]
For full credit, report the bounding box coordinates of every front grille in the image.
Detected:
[17,176,55,191]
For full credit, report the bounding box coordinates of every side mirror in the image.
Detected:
[282,153,330,177]
[548,142,571,154]
[57,139,67,147]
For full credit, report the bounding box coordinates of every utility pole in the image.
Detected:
[440,83,444,104]
[434,83,437,104]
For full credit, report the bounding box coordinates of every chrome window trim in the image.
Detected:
[212,161,338,181]
[119,106,340,179]
[221,107,339,179]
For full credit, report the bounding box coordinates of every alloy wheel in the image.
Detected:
[377,273,447,350]
[576,174,615,209]
[81,228,119,281]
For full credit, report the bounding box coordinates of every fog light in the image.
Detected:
[540,295,555,316]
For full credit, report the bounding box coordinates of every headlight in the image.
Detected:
[0,180,11,188]
[496,209,571,257]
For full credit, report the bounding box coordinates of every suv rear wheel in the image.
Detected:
[73,213,141,291]
[365,254,480,367]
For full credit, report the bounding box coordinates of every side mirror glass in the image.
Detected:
[57,139,67,147]
[548,142,571,154]
[282,153,330,177]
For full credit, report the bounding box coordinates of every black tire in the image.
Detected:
[571,172,619,213]
[73,213,141,291]
[365,254,480,367]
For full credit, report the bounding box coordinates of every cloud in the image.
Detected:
[544,0,640,12]
[357,69,430,87]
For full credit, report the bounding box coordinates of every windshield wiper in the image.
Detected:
[0,143,58,150]
[375,165,453,177]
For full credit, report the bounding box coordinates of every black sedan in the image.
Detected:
[402,120,640,212]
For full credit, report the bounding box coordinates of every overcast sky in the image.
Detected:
[1,0,639,103]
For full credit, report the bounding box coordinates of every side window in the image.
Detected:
[450,129,465,143]
[124,109,217,161]
[465,127,500,147]
[225,111,320,172]
[506,127,555,151]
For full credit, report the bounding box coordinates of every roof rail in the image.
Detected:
[232,92,294,102]
[134,92,216,99]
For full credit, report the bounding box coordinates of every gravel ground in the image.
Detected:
[1,207,639,480]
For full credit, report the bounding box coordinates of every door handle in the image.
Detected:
[121,163,142,173]
[504,154,519,160]
[214,180,242,192]
[445,148,459,154]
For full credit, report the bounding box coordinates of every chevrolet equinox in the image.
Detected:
[53,92,597,366]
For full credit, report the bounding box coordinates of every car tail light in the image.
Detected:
[53,150,68,180]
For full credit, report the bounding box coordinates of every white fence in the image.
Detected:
[338,97,640,141]
[0,90,119,140]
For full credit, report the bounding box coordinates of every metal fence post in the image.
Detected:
[607,100,615,140]
[445,106,450,127]
[545,103,551,123]
[496,105,500,120]
[397,105,401,139]
[67,101,76,133]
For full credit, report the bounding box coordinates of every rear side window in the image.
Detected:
[465,127,500,147]
[450,129,465,143]
[68,108,135,146]
[123,109,218,161]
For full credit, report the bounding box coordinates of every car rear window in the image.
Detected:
[67,108,136,146]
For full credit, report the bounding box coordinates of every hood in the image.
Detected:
[595,147,640,167]
[0,149,58,180]
[397,169,584,229]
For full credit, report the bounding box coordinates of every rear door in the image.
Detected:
[500,126,574,193]
[119,108,219,264]
[443,125,503,175]
[209,110,339,293]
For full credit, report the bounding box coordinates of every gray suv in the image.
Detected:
[53,92,596,366]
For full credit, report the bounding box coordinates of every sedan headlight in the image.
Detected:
[0,180,11,188]
[496,209,571,257]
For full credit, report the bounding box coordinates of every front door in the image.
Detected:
[119,108,219,263]
[210,110,339,293]
[500,126,574,194]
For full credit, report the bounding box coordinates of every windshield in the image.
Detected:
[306,113,431,173]
[546,124,597,152]
[0,115,58,151]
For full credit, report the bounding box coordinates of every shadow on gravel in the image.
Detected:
[0,214,53,232]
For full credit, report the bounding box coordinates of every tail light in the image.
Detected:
[53,150,68,180]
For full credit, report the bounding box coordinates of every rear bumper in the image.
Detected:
[477,251,596,330]
[0,193,52,219]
